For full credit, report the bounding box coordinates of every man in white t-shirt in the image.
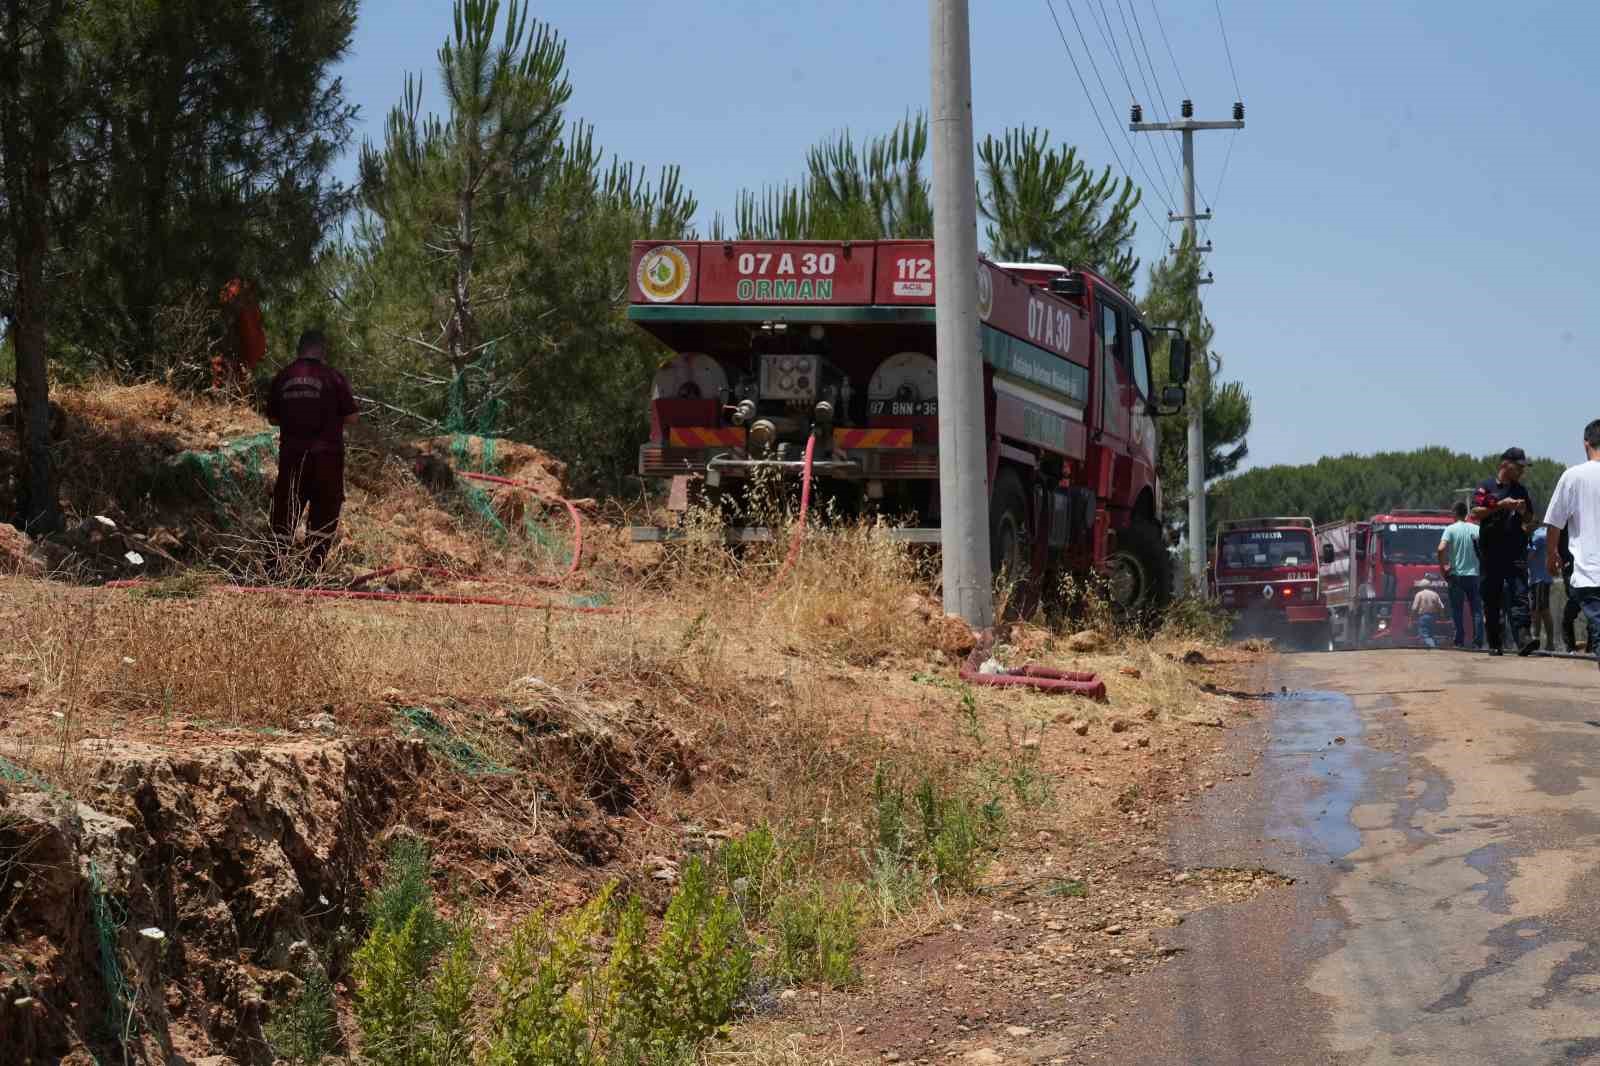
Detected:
[1542,418,1600,667]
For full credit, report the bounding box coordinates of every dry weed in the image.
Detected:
[706,1027,864,1066]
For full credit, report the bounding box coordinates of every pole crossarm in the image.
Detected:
[1130,119,1245,132]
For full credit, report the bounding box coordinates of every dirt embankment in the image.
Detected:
[2,385,1270,1065]
[0,679,701,1064]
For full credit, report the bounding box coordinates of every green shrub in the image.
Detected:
[352,838,472,1066]
[264,967,337,1066]
[871,765,909,863]
[715,823,794,923]
[1159,593,1233,644]
[866,766,1004,901]
[366,836,446,957]
[915,777,1002,895]
[651,858,752,1042]
[770,886,863,989]
[482,867,750,1064]
[483,887,613,1066]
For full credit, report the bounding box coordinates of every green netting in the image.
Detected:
[88,861,133,1041]
[0,755,45,789]
[443,353,573,568]
[150,430,278,519]
[396,705,510,776]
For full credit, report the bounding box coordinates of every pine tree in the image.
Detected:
[977,127,1140,291]
[727,114,932,241]
[338,0,696,490]
[52,1,358,373]
[724,120,1139,291]
[1140,233,1253,537]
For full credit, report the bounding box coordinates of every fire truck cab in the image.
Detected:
[1318,511,1458,649]
[1212,516,1332,649]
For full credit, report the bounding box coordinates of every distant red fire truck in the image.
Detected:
[625,239,1192,611]
[1211,517,1332,649]
[1317,511,1459,648]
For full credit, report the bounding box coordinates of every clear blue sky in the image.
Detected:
[334,0,1600,473]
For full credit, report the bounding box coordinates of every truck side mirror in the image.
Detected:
[1167,336,1192,383]
[1321,543,1335,564]
[1158,383,1186,413]
[1048,273,1085,298]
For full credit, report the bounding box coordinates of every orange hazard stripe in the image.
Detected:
[667,426,745,448]
[833,427,914,450]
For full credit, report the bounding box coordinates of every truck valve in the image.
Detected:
[731,399,757,426]
[749,418,776,452]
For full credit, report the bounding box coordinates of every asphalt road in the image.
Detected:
[1090,648,1600,1065]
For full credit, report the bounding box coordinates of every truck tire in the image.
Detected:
[989,467,1029,585]
[1107,520,1172,615]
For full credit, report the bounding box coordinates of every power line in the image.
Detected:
[1116,0,1184,200]
[1042,0,1173,238]
[1055,0,1179,217]
[1148,0,1190,98]
[1213,0,1244,99]
[1086,0,1179,202]
[1200,128,1237,244]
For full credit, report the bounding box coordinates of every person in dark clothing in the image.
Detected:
[1472,447,1539,656]
[266,329,358,572]
[1558,527,1586,653]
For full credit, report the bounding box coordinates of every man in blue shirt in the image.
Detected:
[1437,501,1485,649]
[1529,525,1555,650]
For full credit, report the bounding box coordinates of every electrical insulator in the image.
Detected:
[1181,98,1194,118]
[1233,101,1245,122]
[1131,102,1143,124]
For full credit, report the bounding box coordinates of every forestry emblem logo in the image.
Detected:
[637,245,692,302]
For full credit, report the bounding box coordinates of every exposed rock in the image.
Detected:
[1066,629,1107,653]
[935,614,979,660]
[0,523,45,577]
[0,737,431,1062]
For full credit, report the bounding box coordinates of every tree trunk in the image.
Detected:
[12,242,61,533]
[446,181,477,426]
[2,0,67,532]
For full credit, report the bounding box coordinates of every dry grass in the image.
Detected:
[705,1028,864,1066]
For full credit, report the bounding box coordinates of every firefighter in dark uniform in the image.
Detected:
[1472,447,1539,656]
[266,329,358,573]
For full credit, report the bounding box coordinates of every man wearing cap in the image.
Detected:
[267,329,358,572]
[1543,419,1600,668]
[1472,447,1539,656]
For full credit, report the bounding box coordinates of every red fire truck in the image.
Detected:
[1318,511,1459,648]
[625,239,1191,610]
[1211,516,1332,649]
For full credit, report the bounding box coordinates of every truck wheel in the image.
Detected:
[1107,520,1172,615]
[989,467,1029,586]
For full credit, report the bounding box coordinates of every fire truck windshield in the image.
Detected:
[1219,530,1314,570]
[1378,525,1444,564]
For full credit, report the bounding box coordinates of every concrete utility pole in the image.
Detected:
[928,0,993,628]
[1132,99,1243,593]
